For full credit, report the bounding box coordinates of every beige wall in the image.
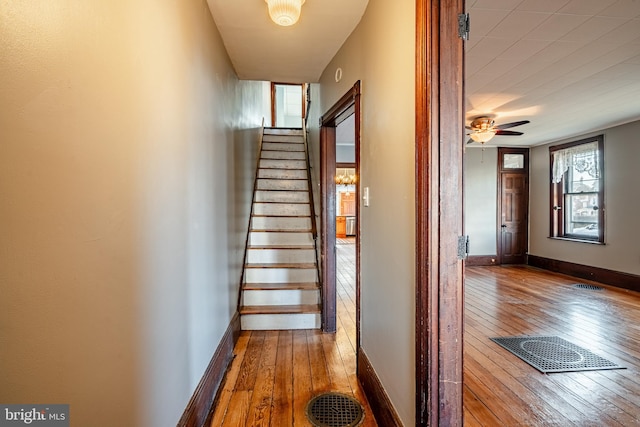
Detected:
[0,1,267,426]
[313,0,416,423]
[530,120,640,275]
[464,147,498,256]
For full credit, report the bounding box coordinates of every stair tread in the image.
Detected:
[243,282,319,290]
[248,244,314,249]
[239,304,320,315]
[245,263,316,269]
[250,229,312,233]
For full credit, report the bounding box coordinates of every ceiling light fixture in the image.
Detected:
[265,0,306,27]
[469,129,496,144]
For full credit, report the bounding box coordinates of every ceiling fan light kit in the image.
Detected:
[466,116,530,145]
[265,0,306,26]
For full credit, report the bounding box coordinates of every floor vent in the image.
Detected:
[305,392,364,427]
[490,335,625,373]
[572,283,604,290]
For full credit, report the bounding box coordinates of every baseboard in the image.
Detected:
[466,255,498,266]
[177,312,240,427]
[528,255,640,293]
[357,349,403,427]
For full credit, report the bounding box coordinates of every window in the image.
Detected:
[549,136,604,243]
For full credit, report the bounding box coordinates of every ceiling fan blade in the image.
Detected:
[494,120,530,130]
[495,130,523,136]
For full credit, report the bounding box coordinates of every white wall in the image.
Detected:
[0,2,267,426]
[464,148,498,256]
[529,120,640,276]
[313,0,416,423]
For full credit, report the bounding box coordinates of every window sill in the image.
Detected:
[548,236,605,245]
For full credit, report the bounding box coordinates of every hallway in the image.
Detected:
[209,238,378,426]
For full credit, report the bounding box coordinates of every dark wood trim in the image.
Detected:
[527,254,640,293]
[320,81,361,336]
[357,349,403,427]
[415,0,464,425]
[336,162,356,168]
[465,255,498,266]
[320,125,337,333]
[180,312,241,427]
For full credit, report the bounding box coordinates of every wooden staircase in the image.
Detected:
[239,128,321,330]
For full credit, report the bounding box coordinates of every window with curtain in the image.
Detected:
[549,135,604,243]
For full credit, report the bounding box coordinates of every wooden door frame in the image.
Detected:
[271,82,306,127]
[497,147,530,264]
[415,0,465,425]
[320,81,361,336]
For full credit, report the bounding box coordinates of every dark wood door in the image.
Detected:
[498,148,529,264]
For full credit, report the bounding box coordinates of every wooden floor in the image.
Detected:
[464,265,640,426]
[210,250,640,426]
[209,238,378,426]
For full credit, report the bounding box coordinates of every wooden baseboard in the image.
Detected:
[357,349,403,427]
[466,255,498,266]
[528,255,640,293]
[178,312,240,427]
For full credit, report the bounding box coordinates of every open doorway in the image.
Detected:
[271,82,305,127]
[319,82,361,343]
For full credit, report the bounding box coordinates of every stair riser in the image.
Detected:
[247,248,316,264]
[260,159,306,170]
[258,169,307,179]
[253,203,310,216]
[256,179,308,191]
[251,216,311,230]
[250,232,313,246]
[261,151,306,160]
[241,313,321,330]
[242,289,319,306]
[255,190,309,203]
[262,142,304,152]
[245,268,317,283]
[262,135,304,143]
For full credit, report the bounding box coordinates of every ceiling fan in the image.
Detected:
[466,116,530,145]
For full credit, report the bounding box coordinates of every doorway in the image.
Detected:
[319,82,360,343]
[271,82,305,127]
[497,147,530,264]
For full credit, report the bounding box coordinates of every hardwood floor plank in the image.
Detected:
[209,333,250,427]
[292,330,313,427]
[245,331,278,427]
[270,330,294,426]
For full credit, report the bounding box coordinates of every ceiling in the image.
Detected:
[466,0,640,147]
[206,0,368,83]
[207,0,640,147]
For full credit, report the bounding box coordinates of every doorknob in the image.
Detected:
[501,224,507,228]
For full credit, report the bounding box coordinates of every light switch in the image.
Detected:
[363,187,370,207]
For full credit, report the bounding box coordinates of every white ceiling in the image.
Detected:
[207,0,640,147]
[466,0,640,147]
[206,0,368,83]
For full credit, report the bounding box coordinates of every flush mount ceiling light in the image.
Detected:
[265,0,306,26]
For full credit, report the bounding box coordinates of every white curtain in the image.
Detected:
[551,141,599,184]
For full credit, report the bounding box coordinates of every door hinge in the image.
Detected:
[458,13,470,40]
[457,235,469,260]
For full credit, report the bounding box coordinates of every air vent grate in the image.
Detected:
[305,392,364,427]
[572,283,604,290]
